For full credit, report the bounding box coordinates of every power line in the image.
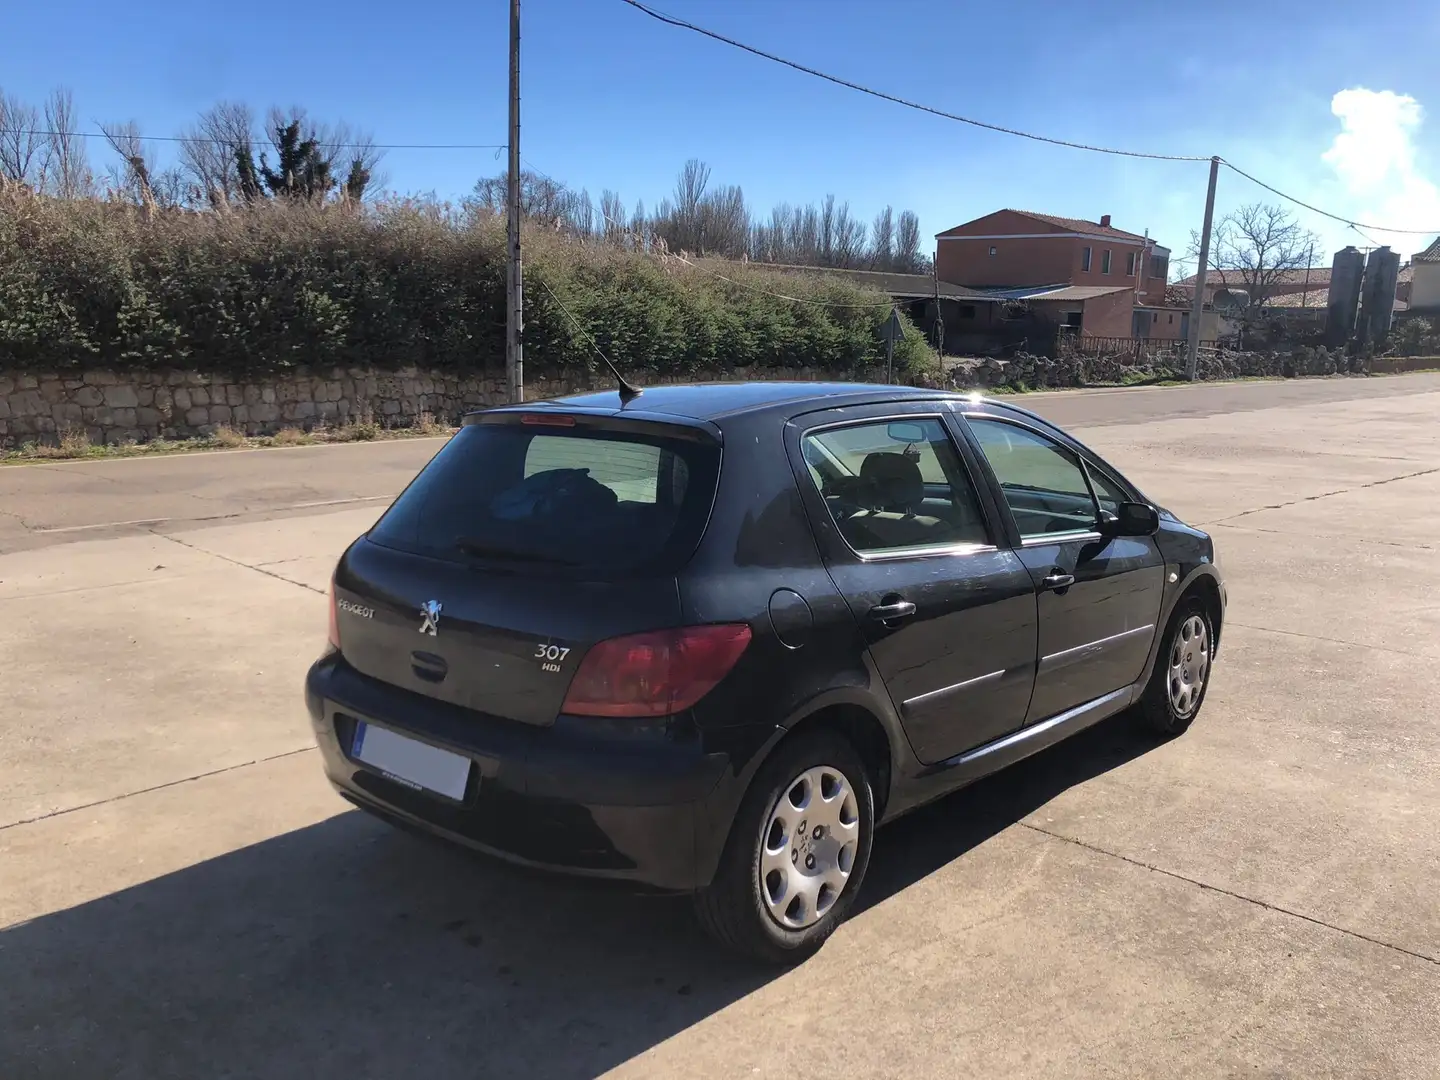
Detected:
[617,0,1209,163]
[11,128,506,151]
[620,0,1440,238]
[1220,160,1440,237]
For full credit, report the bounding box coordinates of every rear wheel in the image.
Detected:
[1140,595,1213,736]
[693,730,874,965]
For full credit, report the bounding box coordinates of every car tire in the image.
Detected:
[1140,594,1214,737]
[693,729,874,965]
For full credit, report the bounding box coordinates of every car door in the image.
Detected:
[961,414,1165,723]
[789,406,1037,765]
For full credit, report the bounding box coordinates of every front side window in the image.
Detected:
[801,418,989,554]
[1084,462,1130,517]
[967,418,1098,539]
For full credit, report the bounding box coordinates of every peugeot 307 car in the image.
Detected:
[306,382,1225,964]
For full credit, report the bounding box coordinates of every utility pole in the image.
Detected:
[1185,156,1220,381]
[506,0,524,403]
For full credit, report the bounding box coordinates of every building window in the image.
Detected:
[1126,252,1137,276]
[1081,246,1092,272]
[958,304,977,318]
[1150,259,1167,284]
[1168,314,1174,324]
[1152,312,1158,322]
[1102,250,1112,274]
[989,246,997,256]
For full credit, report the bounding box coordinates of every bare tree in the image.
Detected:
[179,102,255,208]
[0,88,46,189]
[42,88,92,198]
[316,120,386,203]
[567,187,595,238]
[599,189,627,242]
[468,168,574,227]
[630,199,648,250]
[870,206,895,270]
[895,211,923,273]
[98,121,158,215]
[1187,203,1321,309]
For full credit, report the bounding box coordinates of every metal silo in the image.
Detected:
[1326,246,1365,345]
[1359,246,1401,345]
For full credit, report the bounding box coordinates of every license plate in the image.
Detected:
[352,722,471,801]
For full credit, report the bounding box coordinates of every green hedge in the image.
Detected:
[0,193,933,377]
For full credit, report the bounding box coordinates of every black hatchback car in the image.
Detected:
[306,382,1224,963]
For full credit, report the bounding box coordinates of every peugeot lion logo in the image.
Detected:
[418,600,442,636]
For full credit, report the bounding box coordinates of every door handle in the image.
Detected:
[1041,570,1076,591]
[868,599,917,623]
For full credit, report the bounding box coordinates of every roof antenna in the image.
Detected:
[535,276,642,403]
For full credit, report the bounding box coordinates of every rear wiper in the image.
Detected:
[454,539,580,566]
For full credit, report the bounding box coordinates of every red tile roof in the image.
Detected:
[936,210,1151,242]
[1416,237,1440,263]
[1010,211,1149,242]
[1176,265,1413,289]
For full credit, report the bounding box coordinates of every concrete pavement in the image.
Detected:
[2,373,1439,1079]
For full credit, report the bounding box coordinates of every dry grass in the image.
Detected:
[328,410,383,442]
[266,426,315,447]
[209,424,247,448]
[411,411,446,436]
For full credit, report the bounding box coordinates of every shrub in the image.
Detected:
[0,191,932,379]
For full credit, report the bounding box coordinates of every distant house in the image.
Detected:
[1413,238,1440,313]
[1175,264,1414,313]
[934,210,1173,338]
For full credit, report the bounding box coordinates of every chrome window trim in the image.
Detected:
[1020,531,1102,547]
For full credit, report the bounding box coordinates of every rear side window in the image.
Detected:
[369,422,718,575]
[801,418,990,554]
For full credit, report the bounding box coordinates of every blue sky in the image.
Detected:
[4,0,1439,268]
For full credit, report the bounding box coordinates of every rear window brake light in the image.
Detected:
[520,413,577,427]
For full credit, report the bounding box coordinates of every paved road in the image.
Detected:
[3,373,1439,1079]
[3,372,1438,552]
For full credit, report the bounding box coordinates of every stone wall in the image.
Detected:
[3,349,1429,447]
[0,365,858,447]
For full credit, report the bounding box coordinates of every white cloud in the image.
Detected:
[1322,88,1440,256]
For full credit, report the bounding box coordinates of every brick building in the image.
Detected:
[935,210,1170,306]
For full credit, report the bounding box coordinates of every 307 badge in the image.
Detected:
[534,644,571,673]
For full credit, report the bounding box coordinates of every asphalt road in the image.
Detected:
[3,373,1439,1079]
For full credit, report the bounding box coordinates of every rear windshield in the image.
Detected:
[368,420,720,575]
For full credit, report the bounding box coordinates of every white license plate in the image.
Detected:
[352,722,471,801]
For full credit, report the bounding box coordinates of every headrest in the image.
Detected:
[859,452,923,512]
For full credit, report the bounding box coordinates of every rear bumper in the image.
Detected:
[305,652,747,892]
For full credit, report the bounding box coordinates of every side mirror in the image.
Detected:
[1101,501,1160,537]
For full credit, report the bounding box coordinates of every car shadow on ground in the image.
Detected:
[3,713,1163,1080]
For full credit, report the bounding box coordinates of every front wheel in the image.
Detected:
[693,730,874,965]
[1140,595,1214,736]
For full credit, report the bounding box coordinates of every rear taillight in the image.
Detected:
[327,578,340,650]
[561,624,753,718]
